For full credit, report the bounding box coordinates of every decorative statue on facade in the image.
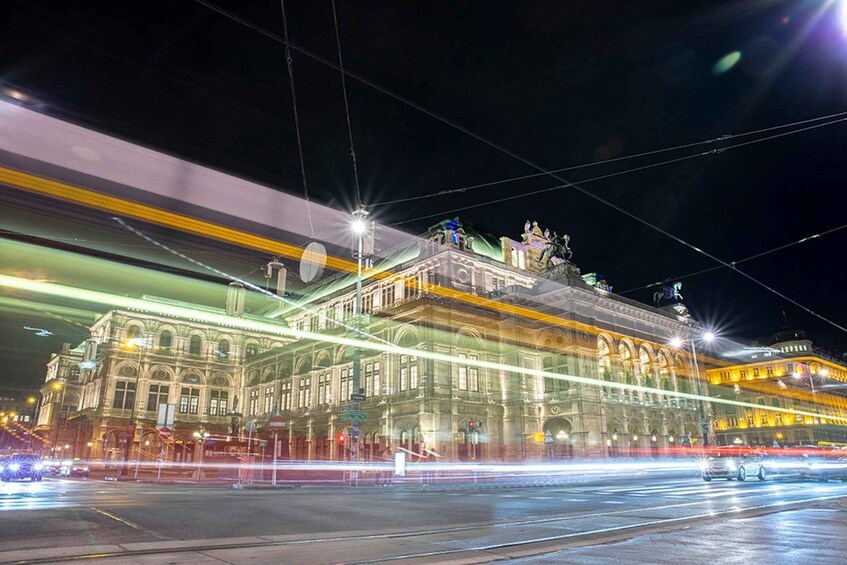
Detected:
[653,281,683,306]
[539,231,573,268]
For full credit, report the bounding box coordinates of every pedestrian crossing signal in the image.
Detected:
[336,432,346,445]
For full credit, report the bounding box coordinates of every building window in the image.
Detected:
[159,330,173,350]
[728,416,738,427]
[399,356,418,391]
[543,356,569,393]
[740,369,748,380]
[113,381,136,410]
[280,381,292,411]
[317,373,331,406]
[753,368,760,378]
[342,301,354,320]
[362,292,374,314]
[245,343,258,359]
[261,385,273,413]
[775,414,783,425]
[217,340,230,359]
[382,284,395,307]
[760,414,768,426]
[209,390,228,416]
[456,354,478,391]
[147,384,169,412]
[340,368,352,401]
[189,335,202,356]
[767,366,774,377]
[249,388,260,416]
[365,361,380,397]
[179,387,200,414]
[298,377,311,409]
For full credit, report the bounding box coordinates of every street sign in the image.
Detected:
[341,403,354,412]
[158,426,172,438]
[339,412,368,421]
[245,420,257,433]
[269,415,286,429]
[351,393,366,401]
[125,425,136,438]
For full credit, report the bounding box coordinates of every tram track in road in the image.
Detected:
[3,482,847,564]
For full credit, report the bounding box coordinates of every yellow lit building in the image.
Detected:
[706,330,847,447]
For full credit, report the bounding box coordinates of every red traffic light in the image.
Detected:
[336,433,346,444]
[468,420,475,429]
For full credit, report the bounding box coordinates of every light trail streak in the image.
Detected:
[0,165,734,367]
[1,273,842,422]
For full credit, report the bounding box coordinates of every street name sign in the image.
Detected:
[339,412,368,421]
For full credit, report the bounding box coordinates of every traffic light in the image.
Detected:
[336,432,346,445]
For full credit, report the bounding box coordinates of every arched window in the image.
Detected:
[245,342,258,359]
[618,343,634,385]
[159,330,173,350]
[68,365,81,381]
[658,352,672,392]
[127,325,142,340]
[217,339,230,359]
[189,335,202,356]
[598,338,612,382]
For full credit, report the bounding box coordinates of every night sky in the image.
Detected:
[2,0,847,393]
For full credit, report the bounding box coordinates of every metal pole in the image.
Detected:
[689,333,709,448]
[272,431,279,486]
[131,345,143,478]
[351,208,367,486]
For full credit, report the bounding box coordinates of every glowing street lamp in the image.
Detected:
[670,328,718,447]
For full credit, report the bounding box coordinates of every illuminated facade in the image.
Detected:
[38,220,711,462]
[707,331,847,447]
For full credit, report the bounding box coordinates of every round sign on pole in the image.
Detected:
[300,242,327,283]
[245,420,257,433]
[126,425,136,438]
[158,426,171,439]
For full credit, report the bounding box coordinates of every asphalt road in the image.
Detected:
[1,472,846,563]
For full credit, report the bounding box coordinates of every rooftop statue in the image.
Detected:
[653,281,683,306]
[539,230,573,268]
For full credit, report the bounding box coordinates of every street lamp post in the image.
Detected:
[671,329,715,448]
[192,428,210,481]
[50,380,66,456]
[350,208,370,470]
[794,365,824,443]
[27,396,39,452]
[121,337,145,477]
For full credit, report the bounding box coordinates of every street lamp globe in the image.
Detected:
[669,337,684,349]
[702,331,716,343]
[351,218,366,234]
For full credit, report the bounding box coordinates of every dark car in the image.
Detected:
[0,454,45,481]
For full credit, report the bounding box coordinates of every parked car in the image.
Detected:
[0,454,45,481]
[702,447,768,481]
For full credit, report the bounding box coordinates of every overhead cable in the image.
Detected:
[193,0,847,335]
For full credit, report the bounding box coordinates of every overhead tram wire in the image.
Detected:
[391,115,847,226]
[193,0,847,336]
[279,0,315,237]
[331,0,363,209]
[374,109,847,207]
[618,222,847,295]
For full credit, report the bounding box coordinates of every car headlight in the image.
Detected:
[33,463,44,471]
[82,466,90,472]
[0,465,5,472]
[700,461,709,471]
[61,460,72,466]
[9,463,20,472]
[727,460,737,471]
